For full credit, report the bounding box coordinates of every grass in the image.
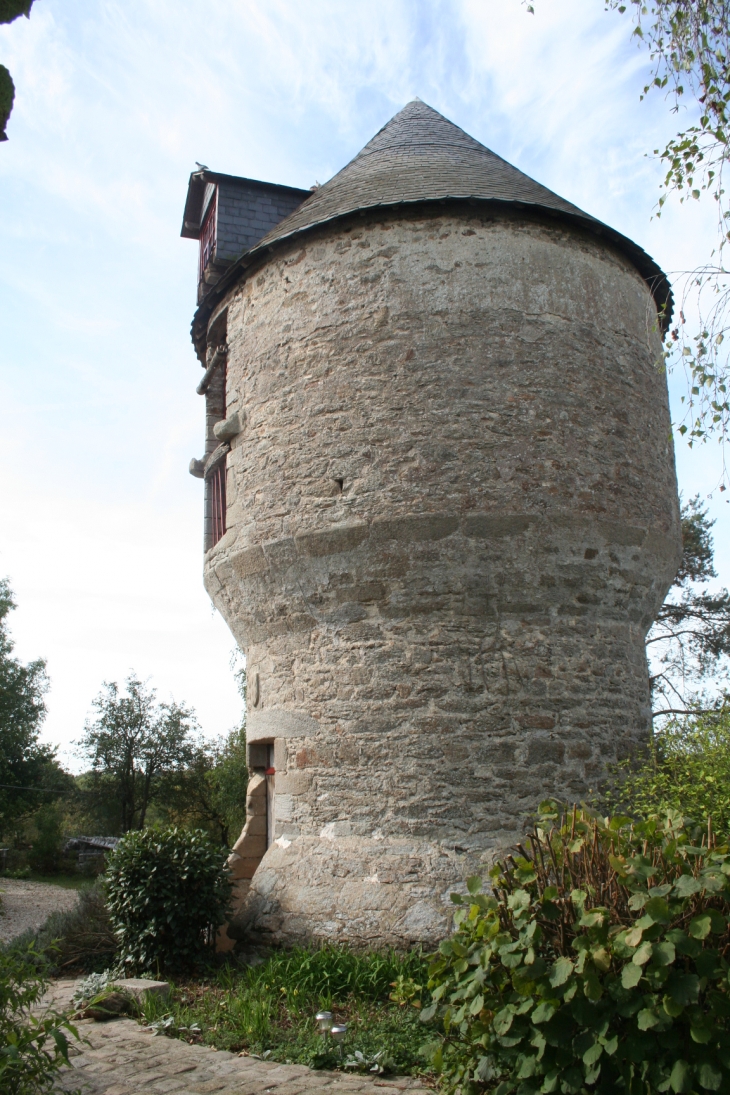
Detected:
[138,946,433,1077]
[0,871,90,890]
[27,872,91,890]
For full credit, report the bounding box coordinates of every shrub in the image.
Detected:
[0,944,78,1094]
[607,712,730,831]
[422,804,730,1095]
[105,827,232,973]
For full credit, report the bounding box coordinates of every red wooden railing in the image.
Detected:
[210,459,226,548]
[198,189,217,285]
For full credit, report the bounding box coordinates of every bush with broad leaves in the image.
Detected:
[105,827,232,973]
[421,805,730,1095]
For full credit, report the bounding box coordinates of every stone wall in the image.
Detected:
[203,205,682,947]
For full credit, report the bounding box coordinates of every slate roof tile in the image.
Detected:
[192,99,671,336]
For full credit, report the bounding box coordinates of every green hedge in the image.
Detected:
[105,827,232,973]
[422,805,730,1095]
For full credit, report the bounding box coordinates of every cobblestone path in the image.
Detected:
[48,981,432,1095]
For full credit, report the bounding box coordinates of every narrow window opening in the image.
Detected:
[265,743,276,849]
[209,460,227,548]
[203,309,228,552]
[198,187,217,289]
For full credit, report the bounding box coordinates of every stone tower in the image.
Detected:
[182,101,682,948]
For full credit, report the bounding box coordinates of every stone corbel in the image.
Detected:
[189,458,205,478]
[213,410,244,442]
[196,344,228,395]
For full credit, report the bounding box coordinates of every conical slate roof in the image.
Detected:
[193,100,671,332]
[257,99,599,246]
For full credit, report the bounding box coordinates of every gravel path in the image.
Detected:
[0,878,79,942]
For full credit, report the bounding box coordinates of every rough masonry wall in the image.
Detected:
[204,207,682,947]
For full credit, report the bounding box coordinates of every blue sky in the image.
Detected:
[0,0,725,766]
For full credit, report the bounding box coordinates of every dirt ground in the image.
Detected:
[0,878,79,943]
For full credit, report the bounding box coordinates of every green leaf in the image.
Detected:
[691,1024,712,1044]
[622,963,642,989]
[651,941,676,967]
[583,970,602,1002]
[493,1007,514,1035]
[633,941,653,966]
[698,1062,723,1091]
[583,1041,603,1066]
[670,1060,692,1094]
[689,914,712,939]
[668,972,700,1008]
[532,1001,557,1024]
[637,1007,661,1030]
[674,874,703,898]
[644,896,671,923]
[549,957,573,987]
[705,908,727,934]
[624,925,644,947]
[467,875,482,896]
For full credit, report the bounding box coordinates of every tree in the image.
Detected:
[0,578,59,832]
[606,708,730,826]
[0,2,34,141]
[599,1,730,475]
[77,675,199,833]
[158,727,248,847]
[647,495,730,716]
[157,667,248,846]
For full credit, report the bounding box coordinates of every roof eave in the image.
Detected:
[190,194,673,349]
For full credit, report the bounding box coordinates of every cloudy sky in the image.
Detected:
[0,0,725,767]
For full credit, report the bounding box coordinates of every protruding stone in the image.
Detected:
[213,410,243,441]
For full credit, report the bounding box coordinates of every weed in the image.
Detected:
[138,946,431,1076]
